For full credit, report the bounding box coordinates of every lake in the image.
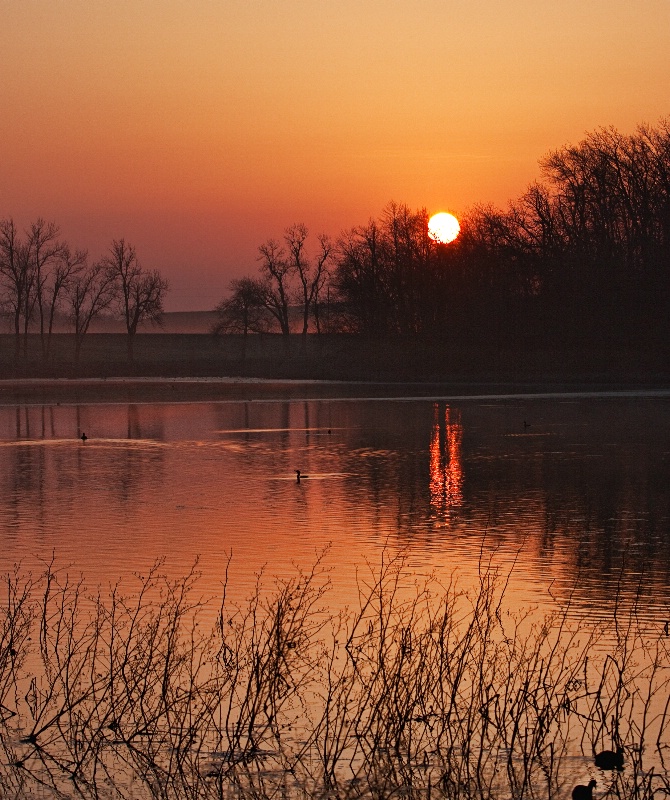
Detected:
[0,385,669,799]
[1,388,669,620]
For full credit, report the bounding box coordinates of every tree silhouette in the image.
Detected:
[213,277,269,337]
[257,238,292,336]
[284,224,333,337]
[27,218,66,358]
[0,218,29,359]
[65,261,118,367]
[43,244,88,360]
[103,239,169,363]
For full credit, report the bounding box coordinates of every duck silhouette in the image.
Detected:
[595,746,624,771]
[80,432,88,442]
[572,779,596,800]
[295,470,309,482]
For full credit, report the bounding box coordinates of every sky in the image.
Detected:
[1,1,669,311]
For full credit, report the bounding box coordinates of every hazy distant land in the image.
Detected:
[0,310,220,336]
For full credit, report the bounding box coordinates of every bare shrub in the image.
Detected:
[0,551,668,799]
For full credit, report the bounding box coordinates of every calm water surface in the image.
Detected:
[1,389,669,624]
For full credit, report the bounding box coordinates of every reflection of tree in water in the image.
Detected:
[126,404,165,441]
[429,403,463,525]
[527,407,670,601]
[1,406,82,540]
[109,405,166,505]
[6,445,44,505]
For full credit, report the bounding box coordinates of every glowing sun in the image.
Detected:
[428,212,460,244]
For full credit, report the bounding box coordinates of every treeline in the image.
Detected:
[0,224,169,364]
[216,120,670,342]
[3,118,668,374]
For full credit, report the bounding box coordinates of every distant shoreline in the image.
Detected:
[1,331,667,404]
[1,376,669,406]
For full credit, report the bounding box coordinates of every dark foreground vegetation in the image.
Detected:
[0,552,669,799]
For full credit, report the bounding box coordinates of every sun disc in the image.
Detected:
[428,212,460,244]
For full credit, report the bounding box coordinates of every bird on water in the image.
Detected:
[572,779,597,800]
[595,746,624,771]
[80,432,88,442]
[295,470,309,482]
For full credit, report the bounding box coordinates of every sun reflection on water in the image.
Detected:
[429,403,463,524]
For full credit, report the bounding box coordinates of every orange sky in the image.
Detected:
[1,1,669,310]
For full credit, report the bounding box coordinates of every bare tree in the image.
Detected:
[26,218,65,357]
[213,277,268,336]
[284,224,333,337]
[284,224,309,336]
[0,218,30,359]
[257,238,292,336]
[64,261,118,367]
[1,218,90,362]
[103,239,169,362]
[333,218,386,333]
[213,277,270,366]
[310,233,333,334]
[42,245,88,359]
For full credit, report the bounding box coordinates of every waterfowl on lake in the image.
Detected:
[80,432,88,442]
[572,779,597,800]
[595,746,624,770]
[295,470,309,482]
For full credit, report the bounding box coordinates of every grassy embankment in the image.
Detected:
[1,328,667,389]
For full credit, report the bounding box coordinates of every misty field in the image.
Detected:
[1,552,669,800]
